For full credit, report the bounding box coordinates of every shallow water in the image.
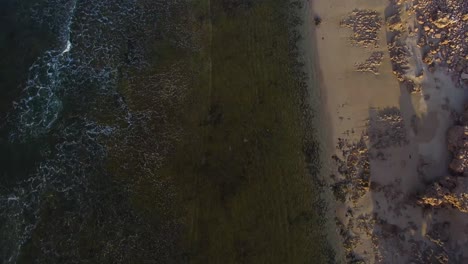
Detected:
[0,1,335,263]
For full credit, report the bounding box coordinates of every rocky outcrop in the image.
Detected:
[385,0,468,89]
[385,0,411,82]
[368,107,408,149]
[415,0,468,86]
[418,176,468,213]
[340,9,382,48]
[355,52,384,74]
[331,136,371,203]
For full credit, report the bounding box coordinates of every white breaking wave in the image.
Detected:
[62,40,72,54]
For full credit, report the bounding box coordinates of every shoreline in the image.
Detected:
[298,1,347,262]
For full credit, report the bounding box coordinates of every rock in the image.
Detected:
[433,17,452,29]
[341,9,382,48]
[368,107,408,149]
[415,0,468,85]
[418,176,468,213]
[355,51,384,74]
[449,158,466,175]
[314,15,322,26]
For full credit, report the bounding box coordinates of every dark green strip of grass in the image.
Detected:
[142,1,336,263]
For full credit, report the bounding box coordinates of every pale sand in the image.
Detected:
[311,0,468,262]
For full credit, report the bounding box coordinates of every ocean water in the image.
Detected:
[0,1,335,263]
[1,1,186,262]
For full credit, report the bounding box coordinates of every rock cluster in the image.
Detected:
[368,107,408,149]
[402,78,422,94]
[418,176,468,213]
[385,0,468,87]
[388,37,410,80]
[385,0,411,81]
[355,51,384,74]
[341,9,382,48]
[415,0,468,85]
[331,136,370,203]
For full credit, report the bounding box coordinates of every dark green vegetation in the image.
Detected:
[0,0,335,263]
[145,1,334,262]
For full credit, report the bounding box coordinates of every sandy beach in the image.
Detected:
[312,0,468,262]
